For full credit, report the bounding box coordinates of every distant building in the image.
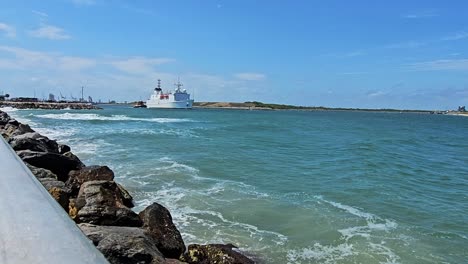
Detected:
[48,94,56,102]
[458,106,466,112]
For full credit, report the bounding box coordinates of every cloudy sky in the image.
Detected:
[0,0,467,109]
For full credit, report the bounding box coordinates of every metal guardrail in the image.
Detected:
[0,137,109,264]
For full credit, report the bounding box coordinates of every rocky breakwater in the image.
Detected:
[1,101,101,110]
[0,109,255,264]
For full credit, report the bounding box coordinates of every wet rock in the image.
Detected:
[8,132,59,153]
[26,163,58,179]
[181,244,254,264]
[75,180,142,226]
[0,111,10,125]
[17,150,84,181]
[139,203,185,259]
[67,165,115,195]
[78,223,166,264]
[58,144,71,154]
[38,178,71,210]
[117,183,134,208]
[63,151,86,168]
[7,119,19,126]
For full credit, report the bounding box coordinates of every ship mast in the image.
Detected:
[174,78,183,92]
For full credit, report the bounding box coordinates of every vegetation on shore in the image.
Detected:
[194,101,433,113]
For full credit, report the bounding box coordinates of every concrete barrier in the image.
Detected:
[0,137,108,264]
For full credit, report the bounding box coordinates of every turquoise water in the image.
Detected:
[5,106,468,263]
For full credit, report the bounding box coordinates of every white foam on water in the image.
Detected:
[315,195,376,220]
[33,126,78,142]
[312,195,402,263]
[35,112,193,123]
[368,242,401,264]
[286,243,355,264]
[0,106,19,112]
[157,157,200,174]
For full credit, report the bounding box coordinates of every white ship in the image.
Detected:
[146,79,194,109]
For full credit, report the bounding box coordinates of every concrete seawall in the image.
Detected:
[0,136,109,264]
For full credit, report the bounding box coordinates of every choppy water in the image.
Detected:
[4,105,468,263]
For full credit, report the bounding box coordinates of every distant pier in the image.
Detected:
[0,101,101,110]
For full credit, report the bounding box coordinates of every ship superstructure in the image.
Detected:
[146,79,193,109]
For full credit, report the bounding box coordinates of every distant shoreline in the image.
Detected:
[193,102,436,113]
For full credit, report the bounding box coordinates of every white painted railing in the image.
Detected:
[0,137,108,264]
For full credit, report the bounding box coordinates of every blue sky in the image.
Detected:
[0,0,467,109]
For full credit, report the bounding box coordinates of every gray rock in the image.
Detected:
[78,223,166,264]
[38,178,71,211]
[63,151,86,168]
[75,180,142,227]
[180,244,255,264]
[26,163,58,179]
[0,111,10,125]
[117,183,134,208]
[139,203,185,259]
[17,150,84,181]
[67,165,115,195]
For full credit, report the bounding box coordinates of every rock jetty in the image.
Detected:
[1,101,101,110]
[0,109,255,264]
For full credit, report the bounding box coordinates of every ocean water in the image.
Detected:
[3,105,468,264]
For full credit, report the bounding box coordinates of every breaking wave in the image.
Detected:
[35,113,193,123]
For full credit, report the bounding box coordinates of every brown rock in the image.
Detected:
[38,178,71,211]
[78,223,166,264]
[75,180,142,227]
[139,203,185,259]
[181,244,254,264]
[67,165,114,195]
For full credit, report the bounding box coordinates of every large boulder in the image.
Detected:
[17,150,84,181]
[67,165,115,195]
[63,151,86,168]
[26,163,58,179]
[38,178,71,211]
[139,203,185,259]
[74,180,142,227]
[78,223,166,264]
[180,244,254,264]
[117,183,134,208]
[9,135,58,153]
[0,111,10,125]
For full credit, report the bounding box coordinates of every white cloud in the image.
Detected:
[29,24,71,40]
[32,10,48,18]
[403,9,438,19]
[234,72,266,81]
[409,59,468,71]
[442,31,468,41]
[367,90,388,98]
[110,57,175,75]
[0,45,96,72]
[0,23,16,38]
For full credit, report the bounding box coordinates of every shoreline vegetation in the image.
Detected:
[194,102,433,113]
[0,109,255,264]
[1,100,467,116]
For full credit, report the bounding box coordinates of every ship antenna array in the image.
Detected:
[157,79,161,89]
[175,78,183,91]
